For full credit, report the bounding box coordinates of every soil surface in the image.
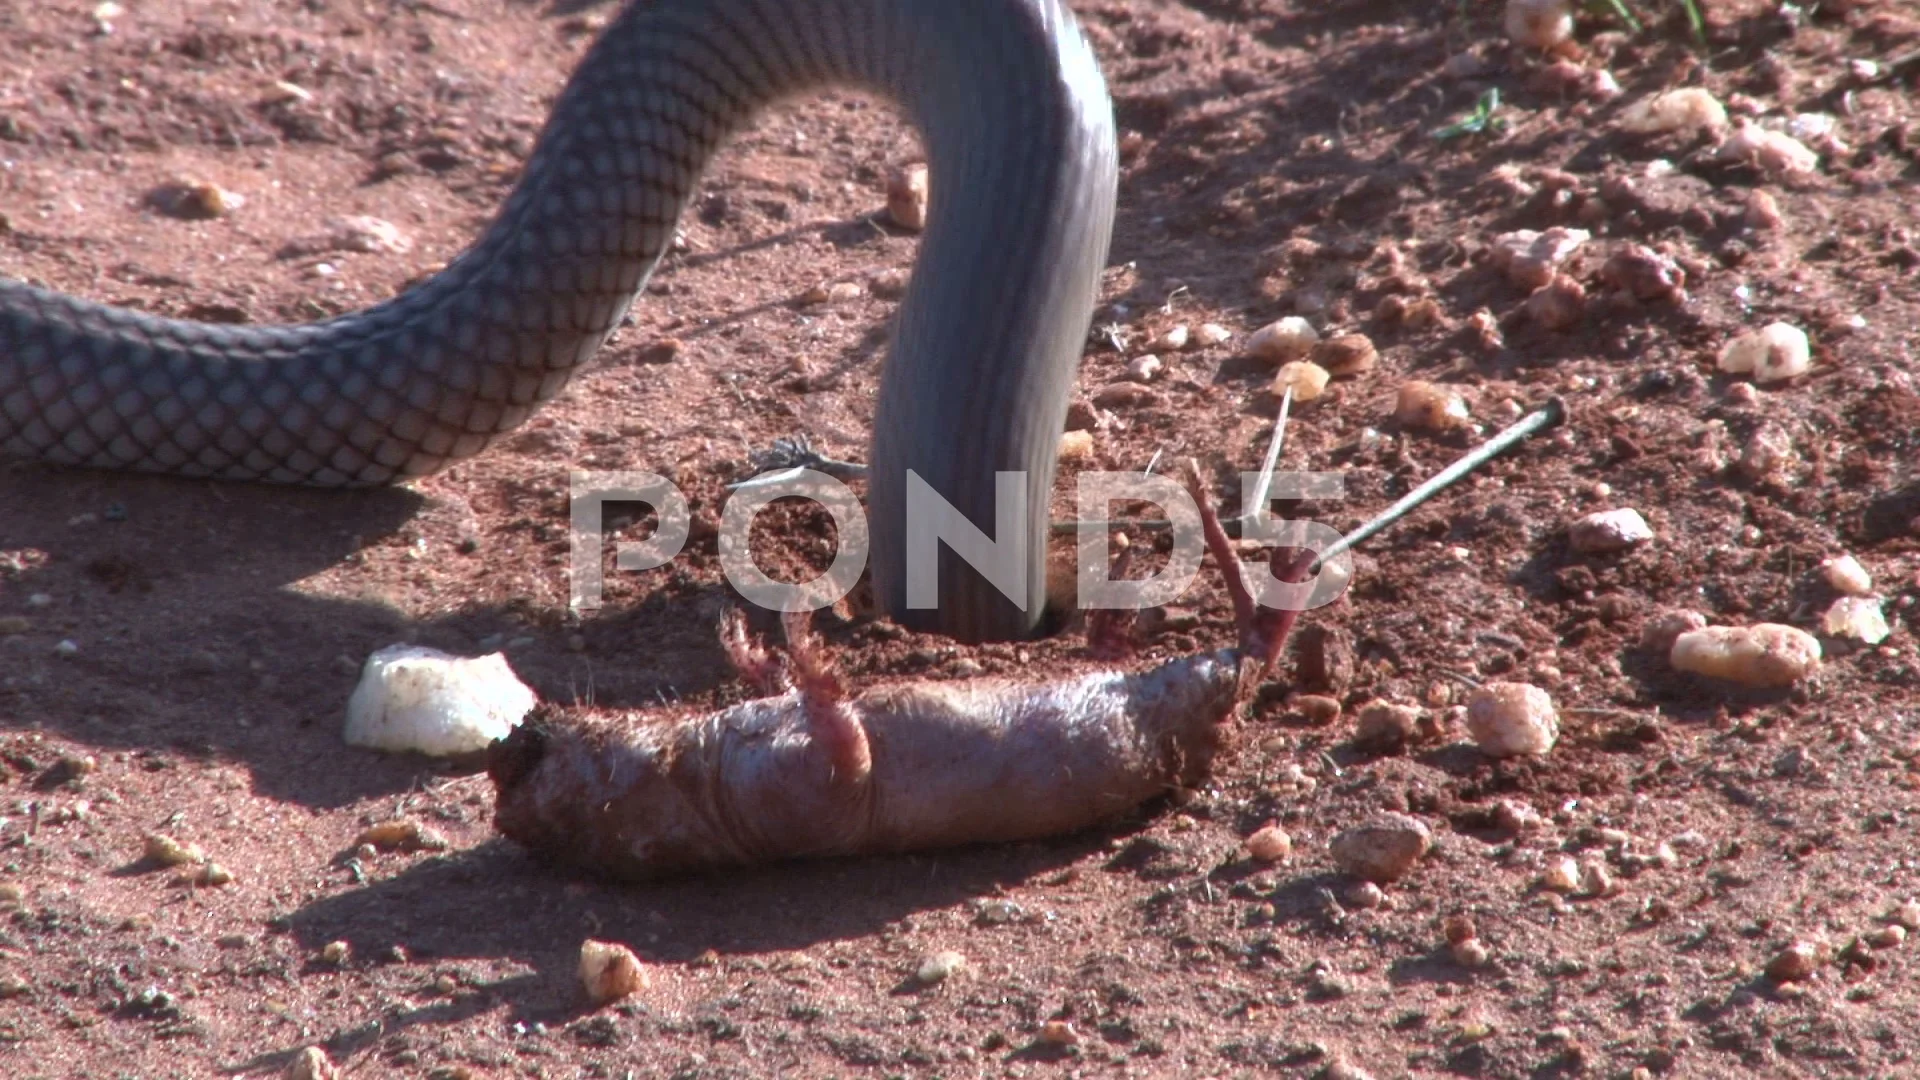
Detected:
[5,0,1920,1077]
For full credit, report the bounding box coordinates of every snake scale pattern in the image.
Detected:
[0,0,1119,642]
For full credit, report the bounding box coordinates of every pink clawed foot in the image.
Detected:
[779,609,873,785]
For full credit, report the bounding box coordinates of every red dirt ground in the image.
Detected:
[4,0,1920,1077]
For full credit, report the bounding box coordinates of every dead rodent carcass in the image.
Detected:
[487,474,1319,881]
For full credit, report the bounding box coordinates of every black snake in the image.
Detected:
[0,0,1118,642]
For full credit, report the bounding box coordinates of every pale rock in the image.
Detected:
[344,645,537,756]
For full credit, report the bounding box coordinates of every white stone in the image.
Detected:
[1822,597,1890,644]
[1568,508,1654,553]
[344,645,536,756]
[1670,624,1822,687]
[1466,682,1559,757]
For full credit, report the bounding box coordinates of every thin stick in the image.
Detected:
[1307,396,1566,575]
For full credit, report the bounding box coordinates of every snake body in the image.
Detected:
[0,0,1118,643]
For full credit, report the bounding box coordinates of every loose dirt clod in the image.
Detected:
[1125,354,1163,382]
[1330,813,1433,883]
[1670,624,1822,687]
[1195,322,1233,346]
[1465,682,1559,757]
[580,939,648,1004]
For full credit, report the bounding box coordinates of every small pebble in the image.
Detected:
[1865,925,1906,950]
[1465,682,1559,758]
[1311,333,1378,376]
[154,179,243,220]
[1246,316,1319,363]
[1504,0,1573,50]
[868,267,911,298]
[1294,694,1342,725]
[1745,189,1785,231]
[1525,275,1586,330]
[1718,323,1812,384]
[1540,854,1581,893]
[355,819,451,853]
[1737,423,1797,481]
[886,163,928,231]
[195,862,236,887]
[1765,941,1822,983]
[1125,354,1163,382]
[1344,880,1386,909]
[144,833,205,867]
[1600,245,1686,303]
[1491,228,1589,290]
[1450,937,1492,968]
[1492,799,1541,835]
[53,639,80,658]
[1568,507,1653,553]
[1394,380,1469,431]
[976,898,1023,925]
[1820,554,1873,596]
[1354,700,1419,750]
[916,949,968,985]
[0,615,28,635]
[1272,360,1331,403]
[580,939,649,1004]
[1057,429,1096,463]
[283,1046,340,1080]
[1619,87,1727,136]
[1330,813,1433,883]
[1246,822,1293,863]
[1719,121,1819,174]
[1894,899,1920,931]
[1579,859,1615,897]
[1822,597,1890,644]
[1037,1020,1079,1046]
[0,883,23,908]
[1670,624,1822,687]
[1195,322,1232,346]
[1324,1058,1377,1080]
[0,975,27,1000]
[1149,325,1190,352]
[320,940,351,965]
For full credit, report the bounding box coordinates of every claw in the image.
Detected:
[780,609,872,784]
[1183,466,1315,681]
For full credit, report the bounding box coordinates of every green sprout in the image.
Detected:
[1432,87,1506,141]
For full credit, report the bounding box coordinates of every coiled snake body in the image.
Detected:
[0,0,1119,643]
